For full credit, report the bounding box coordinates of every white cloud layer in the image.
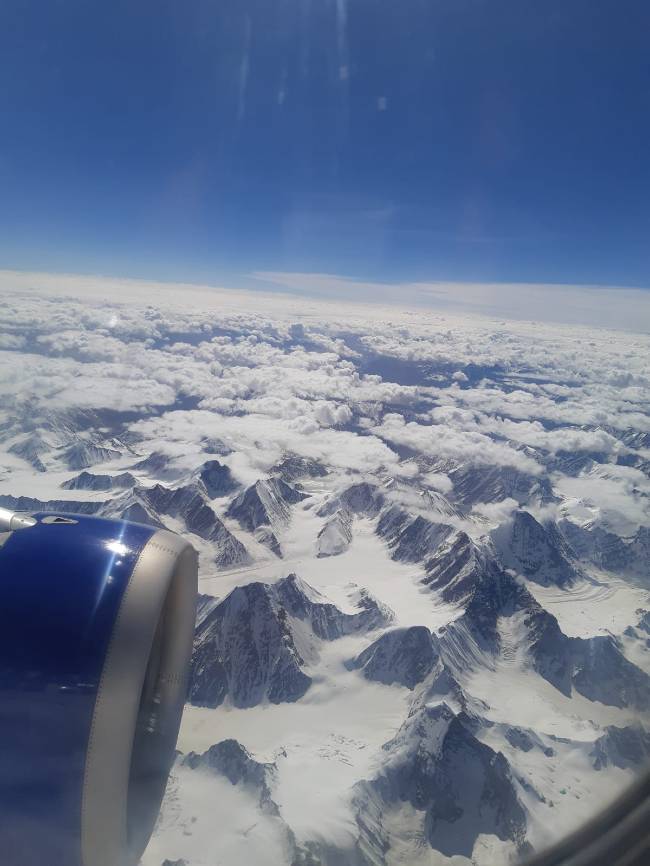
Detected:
[0,271,648,530]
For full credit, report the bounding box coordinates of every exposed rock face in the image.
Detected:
[184,739,279,814]
[140,484,222,538]
[316,510,353,557]
[273,454,328,483]
[569,634,650,710]
[443,561,526,653]
[421,488,463,520]
[316,482,389,557]
[8,432,50,471]
[61,470,137,491]
[61,441,122,470]
[338,482,385,517]
[257,527,283,558]
[273,574,392,639]
[422,531,489,604]
[346,627,439,689]
[196,459,238,498]
[447,463,554,508]
[110,493,167,530]
[133,451,170,472]
[356,703,528,860]
[560,519,649,577]
[435,557,650,711]
[493,510,580,587]
[201,436,232,456]
[613,429,650,450]
[0,480,250,568]
[521,604,574,696]
[190,581,312,709]
[195,593,220,628]
[227,478,307,532]
[631,526,650,568]
[590,725,650,770]
[190,575,392,708]
[132,451,181,479]
[382,477,463,521]
[637,609,650,634]
[319,482,385,519]
[412,665,473,716]
[119,483,251,568]
[502,725,552,756]
[225,477,307,556]
[8,426,128,474]
[510,601,650,710]
[376,506,453,563]
[0,493,104,516]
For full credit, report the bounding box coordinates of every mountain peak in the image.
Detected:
[493,510,580,587]
[196,459,238,498]
[347,626,439,689]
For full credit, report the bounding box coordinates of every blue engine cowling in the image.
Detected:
[0,509,198,866]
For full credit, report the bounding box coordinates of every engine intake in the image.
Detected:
[0,511,198,866]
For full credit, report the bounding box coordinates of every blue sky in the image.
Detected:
[1,1,649,290]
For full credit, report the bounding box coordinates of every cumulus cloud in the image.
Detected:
[421,471,453,494]
[0,349,178,413]
[427,405,623,456]
[372,412,543,474]
[430,383,650,434]
[471,497,520,527]
[554,465,650,535]
[132,409,399,481]
[0,273,649,544]
[314,402,353,427]
[0,334,26,350]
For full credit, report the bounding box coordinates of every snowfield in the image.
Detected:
[0,276,649,866]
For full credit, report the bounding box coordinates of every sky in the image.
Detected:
[1,0,649,291]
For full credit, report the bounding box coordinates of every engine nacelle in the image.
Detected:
[0,509,198,866]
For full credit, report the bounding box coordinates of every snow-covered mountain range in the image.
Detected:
[1,281,649,866]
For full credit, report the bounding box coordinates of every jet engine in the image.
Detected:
[0,508,198,866]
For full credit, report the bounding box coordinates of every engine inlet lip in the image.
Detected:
[81,529,197,866]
